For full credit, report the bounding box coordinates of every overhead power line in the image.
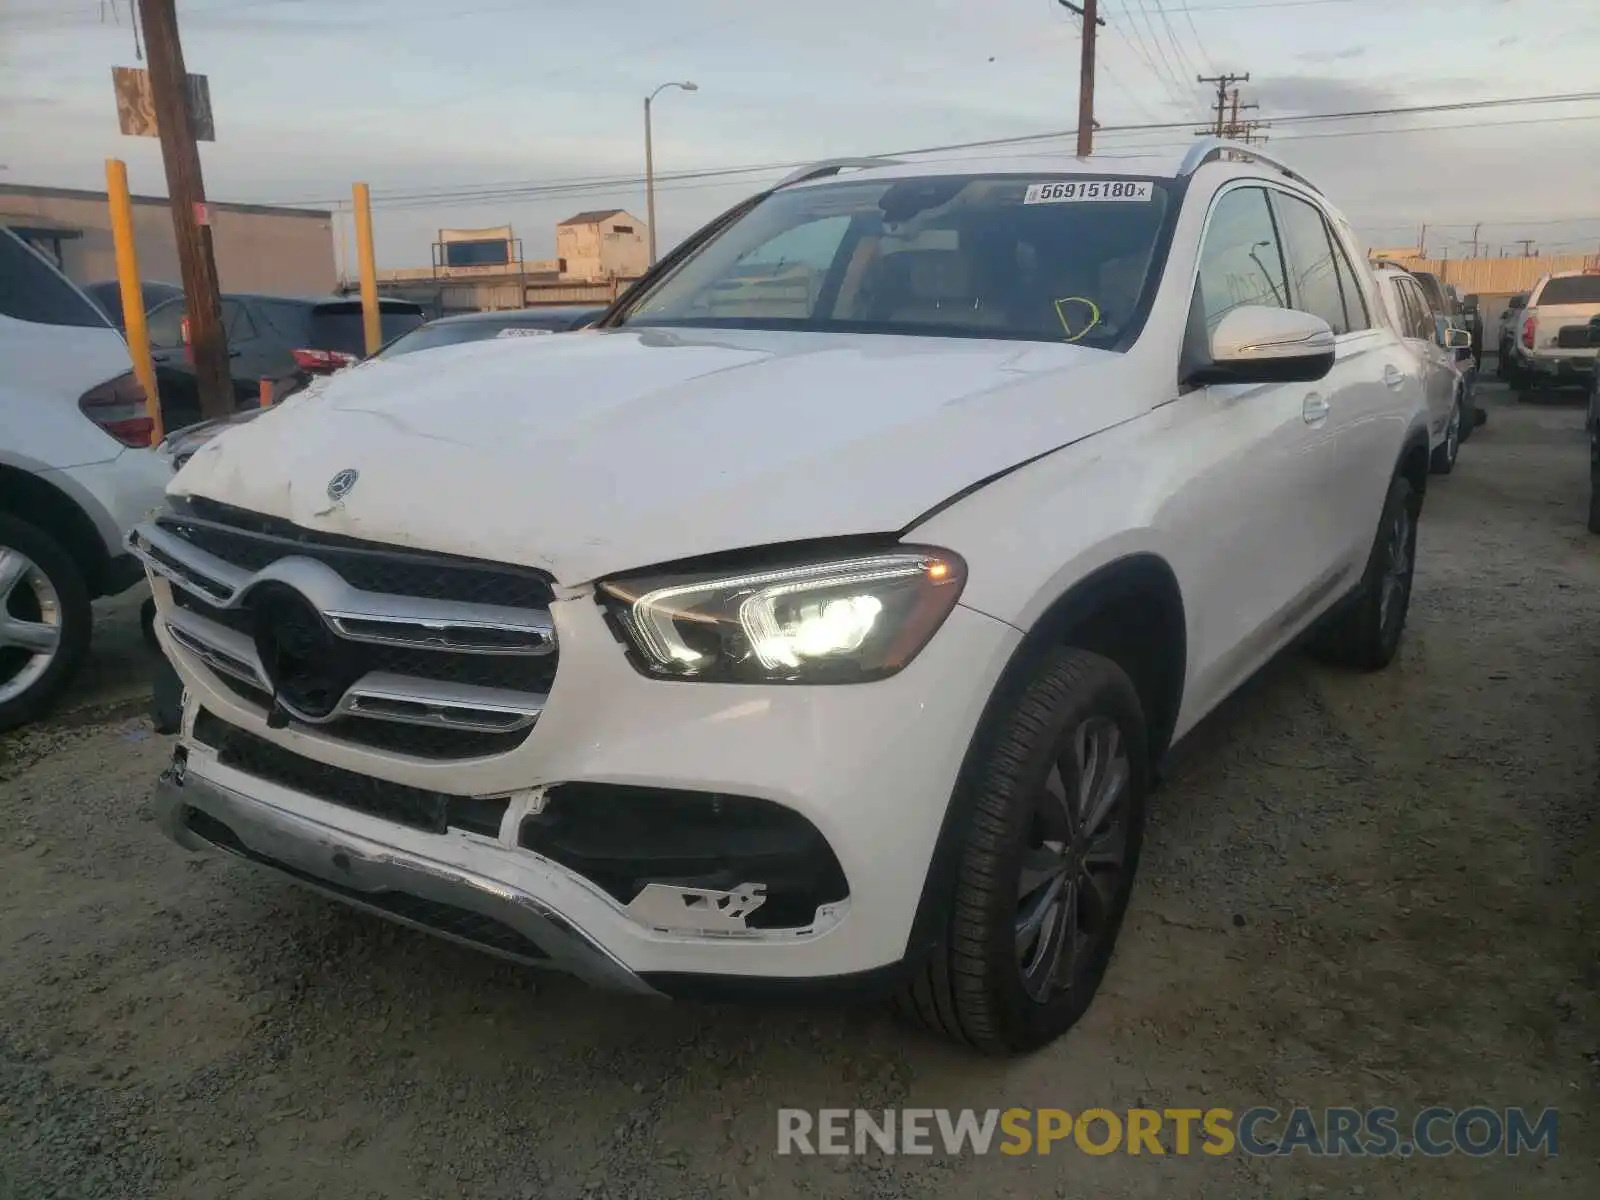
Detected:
[261,90,1600,211]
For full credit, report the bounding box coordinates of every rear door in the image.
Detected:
[221,299,278,401]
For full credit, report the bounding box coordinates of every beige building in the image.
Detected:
[555,209,648,281]
[0,183,336,295]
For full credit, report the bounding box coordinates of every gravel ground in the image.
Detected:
[3,380,1598,1199]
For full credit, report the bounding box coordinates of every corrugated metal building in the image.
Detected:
[0,183,336,295]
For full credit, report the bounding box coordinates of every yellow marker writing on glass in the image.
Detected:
[1054,297,1101,343]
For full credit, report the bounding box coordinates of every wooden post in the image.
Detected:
[105,157,163,443]
[352,183,381,356]
[137,0,231,420]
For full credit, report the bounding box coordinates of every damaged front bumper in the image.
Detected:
[153,760,660,996]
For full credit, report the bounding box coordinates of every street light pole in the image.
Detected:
[644,80,697,266]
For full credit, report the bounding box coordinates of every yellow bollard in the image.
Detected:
[352,182,381,356]
[105,158,163,444]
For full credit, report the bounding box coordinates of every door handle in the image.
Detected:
[1383,365,1407,390]
[1302,393,1330,425]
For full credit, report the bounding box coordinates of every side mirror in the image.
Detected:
[1588,316,1600,347]
[1186,306,1336,387]
[1443,327,1472,350]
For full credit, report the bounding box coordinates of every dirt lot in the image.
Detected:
[3,380,1598,1199]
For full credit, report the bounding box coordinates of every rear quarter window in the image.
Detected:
[1535,276,1600,306]
[0,230,113,329]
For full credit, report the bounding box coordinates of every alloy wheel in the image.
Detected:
[1378,505,1413,637]
[1015,715,1133,1003]
[0,548,63,705]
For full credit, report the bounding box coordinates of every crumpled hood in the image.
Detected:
[171,326,1138,584]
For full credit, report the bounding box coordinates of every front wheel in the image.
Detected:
[0,515,92,732]
[895,648,1148,1054]
[1308,474,1418,672]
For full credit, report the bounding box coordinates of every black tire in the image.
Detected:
[1307,474,1418,672]
[150,654,184,736]
[0,514,93,732]
[1429,400,1460,475]
[1589,430,1600,535]
[140,596,161,651]
[894,648,1149,1055]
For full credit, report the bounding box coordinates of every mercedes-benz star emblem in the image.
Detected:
[326,468,360,502]
[249,583,361,724]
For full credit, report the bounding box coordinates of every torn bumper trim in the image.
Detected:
[152,768,660,997]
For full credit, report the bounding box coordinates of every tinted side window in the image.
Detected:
[0,230,112,329]
[1193,186,1289,335]
[146,298,186,348]
[1270,192,1349,335]
[1328,230,1371,330]
[258,301,313,342]
[224,300,258,341]
[1400,281,1434,341]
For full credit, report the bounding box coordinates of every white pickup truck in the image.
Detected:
[1515,270,1600,401]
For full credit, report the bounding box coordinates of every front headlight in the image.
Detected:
[597,547,967,684]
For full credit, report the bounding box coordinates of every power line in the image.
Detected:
[358,109,1600,216]
[260,91,1600,210]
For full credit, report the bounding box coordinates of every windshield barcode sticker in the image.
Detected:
[1024,180,1153,204]
[496,327,554,338]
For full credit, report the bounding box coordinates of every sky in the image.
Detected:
[2,0,1598,273]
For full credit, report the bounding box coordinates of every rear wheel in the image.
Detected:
[895,648,1148,1054]
[1430,400,1460,474]
[0,515,92,731]
[1308,474,1418,672]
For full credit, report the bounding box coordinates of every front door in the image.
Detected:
[1165,184,1338,714]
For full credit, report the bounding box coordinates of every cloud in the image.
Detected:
[1247,77,1396,116]
[1298,46,1367,64]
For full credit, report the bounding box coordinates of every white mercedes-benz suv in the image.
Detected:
[131,141,1432,1054]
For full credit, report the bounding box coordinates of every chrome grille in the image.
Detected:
[128,503,557,762]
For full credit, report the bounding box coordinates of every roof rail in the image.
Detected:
[772,157,904,190]
[1179,137,1322,196]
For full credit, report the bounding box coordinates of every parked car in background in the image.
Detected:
[144,293,426,430]
[1587,315,1600,533]
[1515,270,1600,402]
[0,228,170,729]
[135,143,1435,1054]
[1497,292,1528,377]
[154,305,607,469]
[1374,263,1473,473]
[82,279,184,331]
[1460,293,1483,368]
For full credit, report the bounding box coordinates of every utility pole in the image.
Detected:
[1517,238,1536,258]
[1468,222,1482,259]
[137,0,230,420]
[1058,1,1106,157]
[1419,224,1428,257]
[1197,72,1250,137]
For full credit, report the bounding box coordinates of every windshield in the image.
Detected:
[618,174,1176,348]
[1537,276,1600,306]
[309,306,425,356]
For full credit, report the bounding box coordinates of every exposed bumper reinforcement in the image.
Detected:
[152,767,660,997]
